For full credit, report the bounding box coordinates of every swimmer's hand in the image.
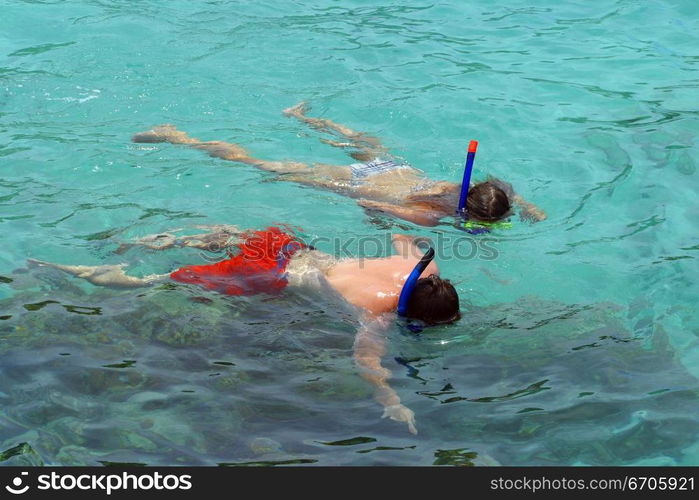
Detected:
[519,206,547,223]
[382,404,417,435]
[513,195,547,223]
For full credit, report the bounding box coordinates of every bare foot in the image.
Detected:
[27,259,148,288]
[283,101,309,118]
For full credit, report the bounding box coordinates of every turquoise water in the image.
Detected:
[1,0,698,466]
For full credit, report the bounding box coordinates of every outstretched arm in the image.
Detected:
[358,199,442,227]
[353,314,417,434]
[512,194,547,222]
[487,176,546,223]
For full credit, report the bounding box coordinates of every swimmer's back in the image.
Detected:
[324,254,440,315]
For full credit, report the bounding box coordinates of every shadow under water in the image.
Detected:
[1,268,697,466]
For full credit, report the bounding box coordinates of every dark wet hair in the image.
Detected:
[466,181,511,222]
[405,275,460,326]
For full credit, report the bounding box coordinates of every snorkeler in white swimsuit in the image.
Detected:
[132,102,546,227]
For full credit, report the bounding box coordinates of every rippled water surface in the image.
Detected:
[1,0,698,466]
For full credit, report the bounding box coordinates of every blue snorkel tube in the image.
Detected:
[457,140,491,235]
[397,247,436,317]
[457,140,479,216]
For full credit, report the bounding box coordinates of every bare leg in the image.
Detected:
[28,259,168,288]
[115,225,242,255]
[114,232,180,254]
[283,102,388,161]
[183,224,242,250]
[133,124,356,194]
[132,125,310,174]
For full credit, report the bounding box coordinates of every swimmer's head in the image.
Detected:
[405,274,460,326]
[466,181,511,222]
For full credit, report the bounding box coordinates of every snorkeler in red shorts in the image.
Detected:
[169,226,305,296]
[28,228,458,434]
[28,227,308,296]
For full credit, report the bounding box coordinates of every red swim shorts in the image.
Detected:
[170,226,305,296]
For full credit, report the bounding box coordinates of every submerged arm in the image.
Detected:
[353,314,417,434]
[487,176,546,223]
[358,199,442,227]
[512,194,547,222]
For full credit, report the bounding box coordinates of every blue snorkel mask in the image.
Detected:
[397,247,435,333]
